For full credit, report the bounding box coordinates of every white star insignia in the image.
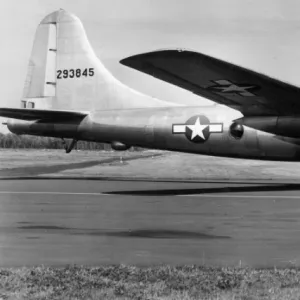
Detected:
[172,116,223,143]
[187,117,208,140]
[208,80,259,97]
[213,84,256,96]
[218,84,256,93]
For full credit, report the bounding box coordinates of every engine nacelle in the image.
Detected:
[111,141,131,151]
[236,116,300,138]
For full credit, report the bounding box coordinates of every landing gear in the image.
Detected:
[61,138,78,153]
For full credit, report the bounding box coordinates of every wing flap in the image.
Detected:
[0,108,88,121]
[120,50,300,116]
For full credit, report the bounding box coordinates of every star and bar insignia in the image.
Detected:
[207,80,260,97]
[172,115,223,143]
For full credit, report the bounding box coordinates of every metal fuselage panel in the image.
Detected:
[78,106,300,161]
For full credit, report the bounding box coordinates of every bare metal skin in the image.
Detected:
[2,10,300,161]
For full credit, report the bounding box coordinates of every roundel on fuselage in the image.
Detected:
[172,115,223,143]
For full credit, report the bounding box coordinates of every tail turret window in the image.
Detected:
[27,102,35,109]
[21,100,26,108]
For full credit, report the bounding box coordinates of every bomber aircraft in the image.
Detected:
[1,9,300,161]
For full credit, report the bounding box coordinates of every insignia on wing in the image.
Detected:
[207,80,260,97]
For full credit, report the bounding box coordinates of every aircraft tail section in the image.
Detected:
[21,9,170,112]
[21,17,56,110]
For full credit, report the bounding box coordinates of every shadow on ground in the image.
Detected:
[17,225,230,240]
[106,183,300,196]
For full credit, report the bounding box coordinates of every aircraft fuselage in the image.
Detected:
[8,105,300,161]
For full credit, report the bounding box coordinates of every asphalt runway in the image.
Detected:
[1,179,300,267]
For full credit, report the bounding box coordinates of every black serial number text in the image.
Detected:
[57,68,95,79]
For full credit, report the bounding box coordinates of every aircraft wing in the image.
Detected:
[120,50,300,116]
[0,108,88,121]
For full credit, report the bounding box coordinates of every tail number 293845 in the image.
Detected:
[57,68,95,79]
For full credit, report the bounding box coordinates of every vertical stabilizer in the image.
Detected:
[21,9,172,111]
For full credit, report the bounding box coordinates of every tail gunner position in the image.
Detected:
[1,9,300,160]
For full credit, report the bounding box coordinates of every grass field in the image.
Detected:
[0,149,162,177]
[1,149,300,180]
[0,149,152,170]
[2,265,300,300]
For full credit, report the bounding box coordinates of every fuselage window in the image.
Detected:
[21,100,26,108]
[27,102,35,109]
[229,122,244,139]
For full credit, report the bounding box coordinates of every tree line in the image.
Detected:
[0,133,140,151]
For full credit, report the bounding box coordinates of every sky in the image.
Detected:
[1,0,300,132]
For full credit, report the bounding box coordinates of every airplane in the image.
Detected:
[1,9,300,161]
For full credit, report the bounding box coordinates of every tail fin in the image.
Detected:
[21,9,170,111]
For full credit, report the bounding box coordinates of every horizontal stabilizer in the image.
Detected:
[0,108,88,121]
